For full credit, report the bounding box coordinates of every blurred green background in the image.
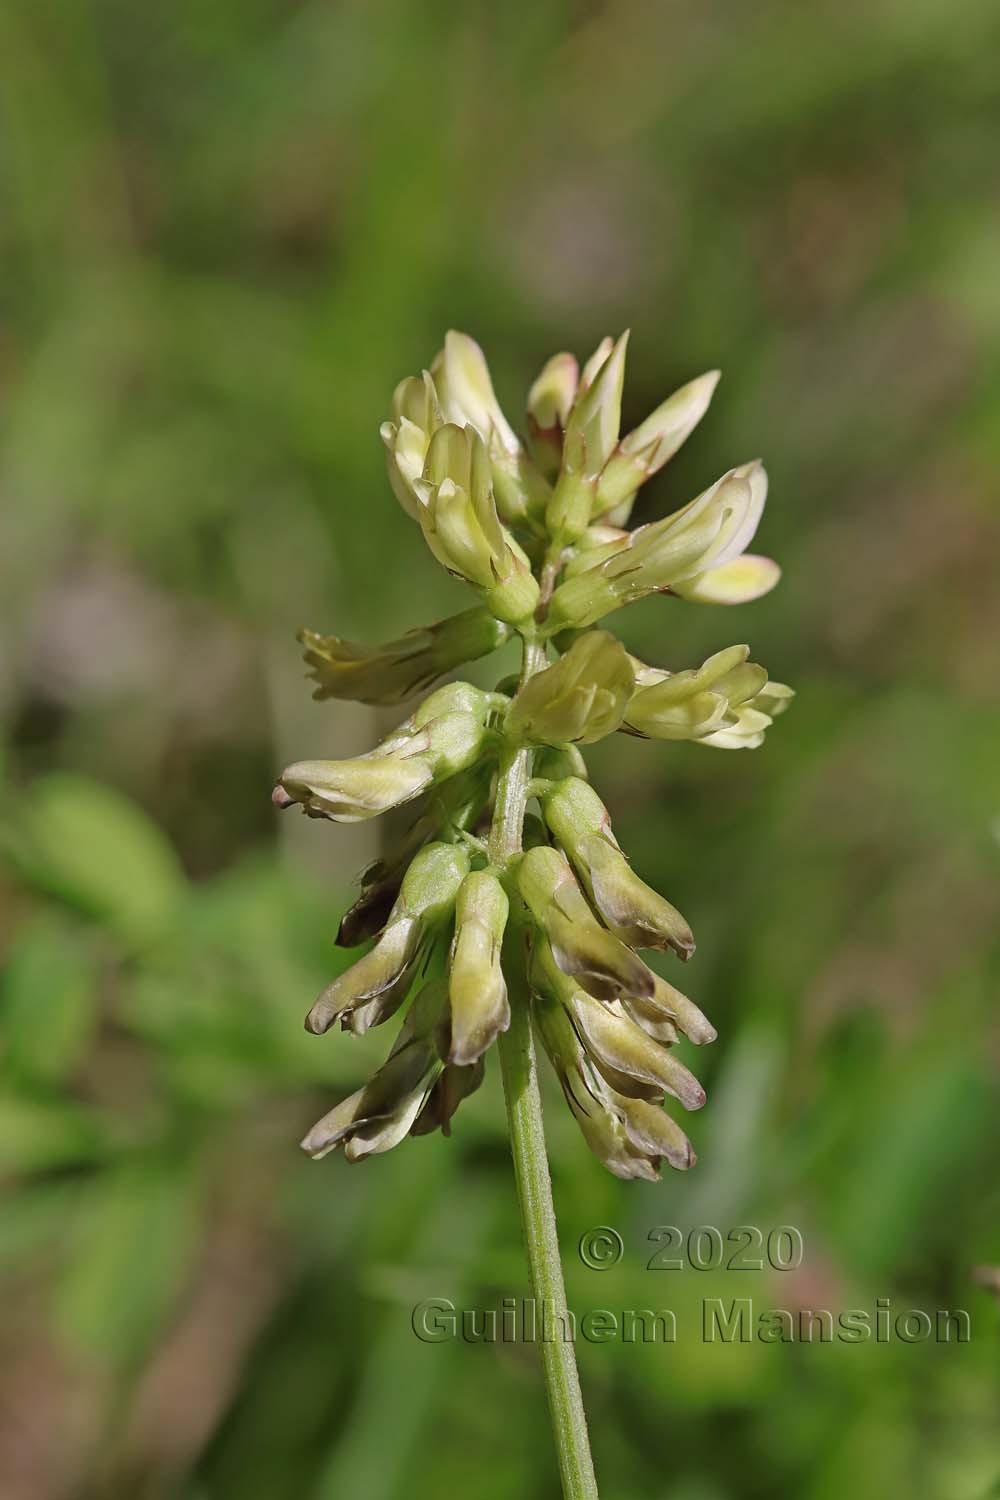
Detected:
[2,1,999,1496]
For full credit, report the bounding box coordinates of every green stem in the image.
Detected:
[492,629,600,1500]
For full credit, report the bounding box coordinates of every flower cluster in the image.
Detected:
[275,332,792,1179]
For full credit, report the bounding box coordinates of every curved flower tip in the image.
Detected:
[674,553,782,605]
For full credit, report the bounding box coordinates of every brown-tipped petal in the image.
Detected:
[633,971,718,1046]
[305,918,420,1034]
[300,1041,441,1161]
[569,1091,663,1181]
[410,1058,486,1137]
[546,905,655,1003]
[518,846,654,1003]
[622,1000,680,1046]
[577,835,695,960]
[341,967,417,1036]
[335,878,401,950]
[619,1096,696,1171]
[534,994,661,1180]
[569,993,706,1110]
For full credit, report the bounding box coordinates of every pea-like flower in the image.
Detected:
[276,327,792,1185]
[301,981,461,1161]
[533,988,697,1179]
[413,425,540,624]
[505,631,634,746]
[273,682,496,822]
[526,352,580,478]
[540,777,694,958]
[430,331,551,523]
[299,607,510,706]
[516,845,654,1003]
[306,842,471,1036]
[626,645,793,748]
[546,463,768,633]
[545,333,629,541]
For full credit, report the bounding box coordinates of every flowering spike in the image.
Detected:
[275,328,792,1186]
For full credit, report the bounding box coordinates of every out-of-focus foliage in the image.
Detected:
[1,1,998,1497]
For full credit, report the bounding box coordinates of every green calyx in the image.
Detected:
[276,328,794,1179]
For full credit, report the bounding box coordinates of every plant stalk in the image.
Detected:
[492,628,600,1500]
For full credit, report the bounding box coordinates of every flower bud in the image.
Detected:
[516,845,653,1002]
[546,332,628,542]
[299,608,510,706]
[380,371,442,519]
[506,632,634,747]
[526,352,579,477]
[541,778,694,958]
[432,330,521,458]
[431,331,550,523]
[274,683,495,823]
[301,981,447,1162]
[595,370,720,517]
[307,842,471,1035]
[447,870,510,1064]
[534,992,695,1178]
[579,336,614,391]
[415,425,540,623]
